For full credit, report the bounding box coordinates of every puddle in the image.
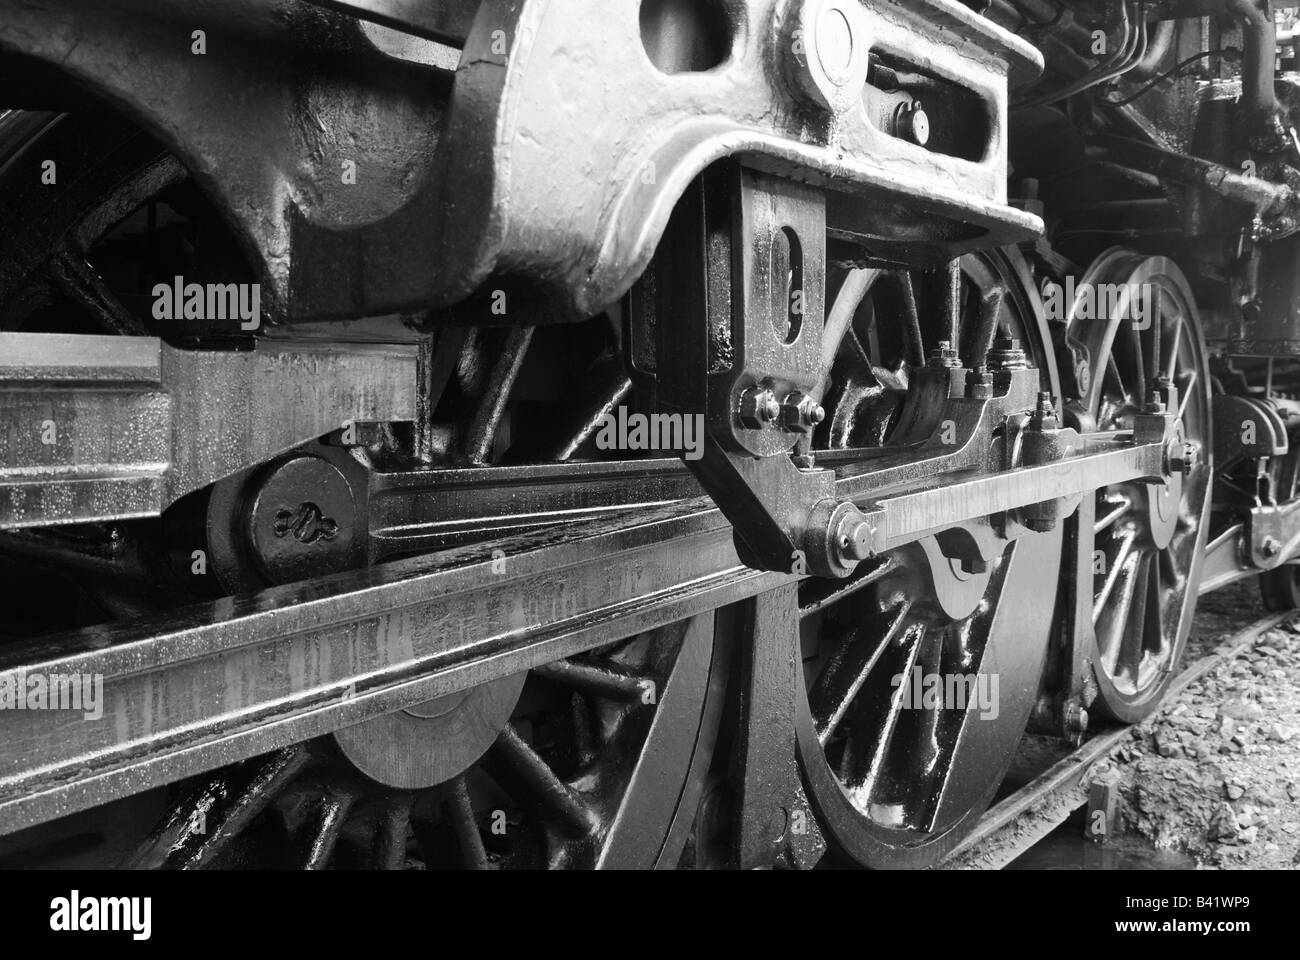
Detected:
[1009,810,1199,870]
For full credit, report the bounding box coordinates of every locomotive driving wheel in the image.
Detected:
[127,615,726,870]
[0,110,728,871]
[1068,250,1212,722]
[794,249,1063,868]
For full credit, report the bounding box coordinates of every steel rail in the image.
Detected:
[0,432,1170,833]
[938,609,1294,870]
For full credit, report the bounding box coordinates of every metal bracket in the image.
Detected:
[641,164,845,575]
[729,583,825,869]
[1213,393,1287,470]
[1246,497,1300,569]
[0,333,416,529]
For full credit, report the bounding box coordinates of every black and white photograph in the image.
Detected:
[0,0,1291,938]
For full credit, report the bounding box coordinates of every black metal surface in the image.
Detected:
[1,0,1296,874]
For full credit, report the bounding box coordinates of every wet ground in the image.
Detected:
[1010,810,1198,869]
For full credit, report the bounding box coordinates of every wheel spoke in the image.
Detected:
[297,787,356,870]
[1093,527,1137,623]
[46,242,150,336]
[799,557,896,618]
[1094,495,1133,534]
[534,657,656,702]
[1099,545,1143,673]
[856,623,926,801]
[1104,354,1129,408]
[819,267,880,391]
[124,745,311,869]
[1176,369,1198,422]
[1162,314,1184,381]
[547,362,633,462]
[1116,552,1152,681]
[369,795,413,870]
[490,723,598,839]
[415,326,468,465]
[895,624,946,786]
[971,284,1006,366]
[883,270,926,367]
[462,326,535,465]
[1159,545,1184,590]
[1117,309,1147,404]
[811,599,913,745]
[1147,550,1170,659]
[446,774,490,869]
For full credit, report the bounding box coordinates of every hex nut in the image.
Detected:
[738,386,781,429]
[779,391,826,431]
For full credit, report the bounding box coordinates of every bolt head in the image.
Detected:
[786,0,872,114]
[1263,536,1281,558]
[895,102,930,146]
[965,365,994,399]
[1166,439,1197,475]
[837,516,875,562]
[1063,703,1089,736]
[987,338,1027,370]
[1029,392,1059,431]
[1074,358,1091,395]
[928,341,961,368]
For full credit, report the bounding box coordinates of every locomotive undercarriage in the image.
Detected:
[1,0,1299,869]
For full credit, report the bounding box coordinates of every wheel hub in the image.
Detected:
[333,674,528,790]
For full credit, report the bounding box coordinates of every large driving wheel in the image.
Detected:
[794,248,1063,868]
[1068,250,1212,722]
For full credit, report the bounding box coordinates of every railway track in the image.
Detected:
[940,606,1297,870]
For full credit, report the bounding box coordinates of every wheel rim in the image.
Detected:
[796,248,1062,868]
[1069,250,1212,721]
[124,615,725,870]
